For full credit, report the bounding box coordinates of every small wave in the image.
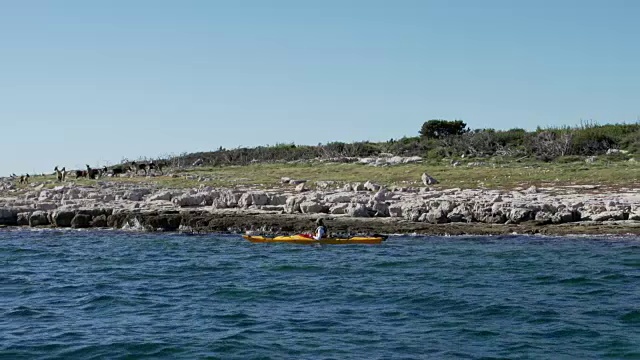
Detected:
[269,264,324,272]
[459,328,500,337]
[620,309,640,324]
[5,306,41,317]
[548,327,601,339]
[558,276,594,285]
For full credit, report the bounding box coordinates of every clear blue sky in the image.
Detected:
[1,0,638,176]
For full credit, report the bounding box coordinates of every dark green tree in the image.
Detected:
[419,119,468,139]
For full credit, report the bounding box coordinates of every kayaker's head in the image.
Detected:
[316,218,324,226]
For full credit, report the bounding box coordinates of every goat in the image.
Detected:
[130,161,148,176]
[148,161,165,175]
[86,165,101,180]
[19,174,29,184]
[54,166,63,182]
[107,165,127,177]
[75,169,87,179]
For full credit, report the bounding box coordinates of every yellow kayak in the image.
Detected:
[242,234,386,245]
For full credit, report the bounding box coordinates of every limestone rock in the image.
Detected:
[91,214,108,227]
[424,209,448,223]
[363,181,381,192]
[421,172,439,185]
[52,210,76,227]
[552,210,580,224]
[148,191,178,202]
[0,208,18,226]
[590,211,625,222]
[299,201,327,214]
[71,214,92,228]
[17,212,30,226]
[370,201,390,217]
[347,203,369,217]
[508,207,534,224]
[295,182,308,192]
[329,203,349,215]
[29,211,50,227]
[172,193,206,207]
[324,192,353,203]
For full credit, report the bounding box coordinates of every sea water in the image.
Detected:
[1,229,639,359]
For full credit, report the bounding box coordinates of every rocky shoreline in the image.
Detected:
[1,177,640,236]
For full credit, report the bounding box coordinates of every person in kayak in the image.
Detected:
[313,218,328,240]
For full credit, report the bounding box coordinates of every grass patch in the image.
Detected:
[7,159,638,192]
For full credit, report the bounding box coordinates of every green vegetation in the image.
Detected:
[7,120,638,192]
[162,120,640,168]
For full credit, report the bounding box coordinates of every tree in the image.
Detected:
[419,119,468,139]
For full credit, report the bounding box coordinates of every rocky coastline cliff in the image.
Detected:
[1,174,640,236]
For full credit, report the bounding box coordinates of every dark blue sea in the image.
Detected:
[1,229,639,359]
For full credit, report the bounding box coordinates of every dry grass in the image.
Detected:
[8,159,638,192]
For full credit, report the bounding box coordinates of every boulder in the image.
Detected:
[325,192,354,203]
[535,211,553,224]
[295,183,308,192]
[389,203,403,218]
[17,212,30,226]
[299,201,328,214]
[238,192,270,208]
[148,191,177,202]
[629,212,640,221]
[172,193,206,207]
[285,196,302,214]
[508,208,534,224]
[51,210,76,227]
[421,172,439,185]
[268,194,287,205]
[71,214,92,228]
[424,209,448,223]
[347,203,369,217]
[448,204,473,223]
[370,201,390,217]
[329,203,349,214]
[29,211,50,227]
[352,183,366,192]
[551,210,581,224]
[91,215,108,227]
[0,208,18,226]
[36,202,58,211]
[363,181,381,192]
[371,188,388,202]
[590,211,625,222]
[123,189,152,201]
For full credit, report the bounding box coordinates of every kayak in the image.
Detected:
[242,234,386,245]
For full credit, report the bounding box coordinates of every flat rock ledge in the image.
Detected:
[1,181,640,236]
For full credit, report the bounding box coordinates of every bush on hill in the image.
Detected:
[159,120,639,167]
